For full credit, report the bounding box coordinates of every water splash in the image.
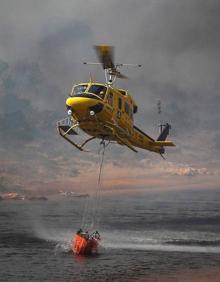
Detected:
[54,242,72,255]
[32,225,74,245]
[32,224,220,254]
[100,230,220,254]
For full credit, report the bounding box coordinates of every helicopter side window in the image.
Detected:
[88,85,107,99]
[130,107,133,119]
[107,92,113,107]
[125,102,130,115]
[118,97,122,110]
[70,85,88,96]
[133,105,138,114]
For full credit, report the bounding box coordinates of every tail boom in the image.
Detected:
[128,124,175,154]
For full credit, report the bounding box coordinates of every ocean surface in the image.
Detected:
[1,188,220,281]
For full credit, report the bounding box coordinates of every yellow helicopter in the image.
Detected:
[57,45,175,156]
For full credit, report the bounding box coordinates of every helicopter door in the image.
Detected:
[122,101,132,132]
[106,91,114,107]
[116,96,130,130]
[105,90,114,117]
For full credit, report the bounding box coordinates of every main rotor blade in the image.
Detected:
[94,45,115,69]
[115,71,127,79]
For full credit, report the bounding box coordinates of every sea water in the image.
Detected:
[0,188,220,281]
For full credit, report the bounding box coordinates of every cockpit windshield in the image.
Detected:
[70,84,88,96]
[88,84,107,99]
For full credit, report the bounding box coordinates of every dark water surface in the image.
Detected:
[1,189,220,281]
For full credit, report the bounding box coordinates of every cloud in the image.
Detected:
[137,159,220,178]
[157,162,211,177]
[71,159,220,193]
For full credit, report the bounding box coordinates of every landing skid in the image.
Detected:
[57,117,138,153]
[57,118,96,152]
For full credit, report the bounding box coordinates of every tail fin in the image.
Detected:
[157,123,171,141]
[153,123,175,158]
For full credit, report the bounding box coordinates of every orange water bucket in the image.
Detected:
[72,234,88,254]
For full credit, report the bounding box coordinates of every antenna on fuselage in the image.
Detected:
[83,45,142,85]
[89,72,93,83]
[157,100,164,134]
[157,99,170,135]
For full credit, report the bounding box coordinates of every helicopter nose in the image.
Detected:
[66,96,103,116]
[66,97,90,109]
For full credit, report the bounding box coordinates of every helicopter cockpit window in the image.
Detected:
[70,85,88,96]
[119,90,126,96]
[88,85,107,99]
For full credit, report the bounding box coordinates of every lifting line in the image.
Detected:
[81,139,109,231]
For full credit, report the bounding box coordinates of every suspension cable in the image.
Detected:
[80,139,108,231]
[91,140,107,230]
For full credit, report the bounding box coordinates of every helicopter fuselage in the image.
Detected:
[58,45,175,155]
[64,82,174,154]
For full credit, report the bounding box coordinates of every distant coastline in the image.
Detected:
[0,191,90,201]
[0,192,48,201]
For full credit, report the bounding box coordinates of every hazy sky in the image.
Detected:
[0,0,220,194]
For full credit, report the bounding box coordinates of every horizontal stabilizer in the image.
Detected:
[153,141,175,147]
